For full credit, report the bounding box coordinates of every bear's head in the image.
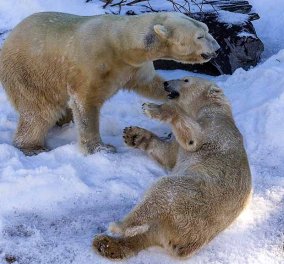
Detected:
[143,77,231,152]
[151,12,220,64]
[163,77,231,117]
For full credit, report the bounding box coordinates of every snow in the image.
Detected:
[217,10,249,25]
[250,0,284,59]
[237,32,257,39]
[0,1,283,263]
[103,0,221,15]
[0,0,104,31]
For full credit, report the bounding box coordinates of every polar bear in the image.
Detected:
[0,12,220,155]
[93,77,252,260]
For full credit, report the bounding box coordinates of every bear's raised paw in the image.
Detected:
[123,126,153,150]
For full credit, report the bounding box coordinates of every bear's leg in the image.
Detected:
[124,63,167,100]
[169,241,202,258]
[123,126,178,169]
[108,184,169,238]
[129,75,167,100]
[166,225,206,259]
[69,96,115,154]
[14,114,53,156]
[56,107,73,127]
[142,102,174,122]
[93,231,158,260]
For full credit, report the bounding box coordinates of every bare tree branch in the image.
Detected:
[97,0,219,15]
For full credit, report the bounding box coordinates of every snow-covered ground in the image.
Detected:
[0,1,283,263]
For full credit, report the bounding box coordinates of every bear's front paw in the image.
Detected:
[20,146,50,156]
[123,126,153,150]
[81,142,116,155]
[94,143,116,153]
[142,103,161,119]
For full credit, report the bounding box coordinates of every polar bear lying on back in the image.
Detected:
[0,12,219,155]
[93,77,252,260]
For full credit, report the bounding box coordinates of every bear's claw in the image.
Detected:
[142,103,161,119]
[123,126,153,150]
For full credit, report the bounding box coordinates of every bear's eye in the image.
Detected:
[197,36,204,40]
[189,140,194,145]
[184,79,189,82]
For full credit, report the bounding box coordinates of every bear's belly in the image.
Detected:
[0,48,70,111]
[82,63,135,103]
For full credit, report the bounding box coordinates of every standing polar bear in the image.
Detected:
[93,77,252,260]
[0,12,219,155]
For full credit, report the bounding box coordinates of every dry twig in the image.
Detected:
[97,0,219,15]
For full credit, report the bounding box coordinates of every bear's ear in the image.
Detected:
[153,24,169,39]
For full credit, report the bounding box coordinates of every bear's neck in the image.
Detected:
[114,13,168,66]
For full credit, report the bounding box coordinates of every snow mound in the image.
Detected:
[249,0,284,59]
[0,1,283,263]
[0,52,283,263]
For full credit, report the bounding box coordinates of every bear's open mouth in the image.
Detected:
[167,90,180,99]
[164,82,180,99]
